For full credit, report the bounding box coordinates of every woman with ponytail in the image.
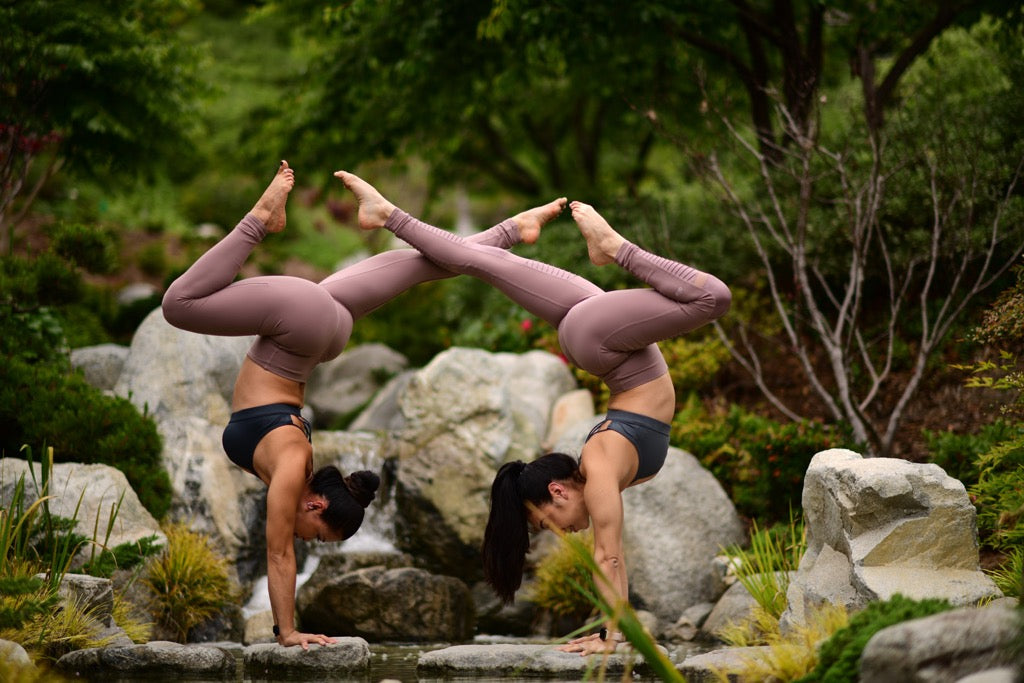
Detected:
[335,170,731,656]
[162,162,563,648]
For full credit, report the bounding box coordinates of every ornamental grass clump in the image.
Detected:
[727,512,806,620]
[142,522,234,642]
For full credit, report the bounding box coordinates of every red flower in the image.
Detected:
[520,319,533,332]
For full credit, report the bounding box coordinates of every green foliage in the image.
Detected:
[970,428,1024,551]
[794,595,953,683]
[922,420,1017,486]
[0,359,170,519]
[79,535,163,579]
[529,534,597,621]
[661,334,732,395]
[1,0,206,236]
[49,223,119,276]
[143,523,235,643]
[673,402,856,523]
[0,575,56,631]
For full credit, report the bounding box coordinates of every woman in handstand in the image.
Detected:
[336,170,731,656]
[161,162,566,648]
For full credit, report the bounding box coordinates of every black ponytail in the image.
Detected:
[482,453,581,604]
[310,466,380,540]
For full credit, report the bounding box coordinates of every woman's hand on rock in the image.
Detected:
[278,629,337,649]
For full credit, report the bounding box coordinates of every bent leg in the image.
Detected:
[559,242,731,393]
[385,209,603,327]
[319,219,521,321]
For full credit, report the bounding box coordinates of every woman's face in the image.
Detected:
[528,481,589,534]
[293,497,343,543]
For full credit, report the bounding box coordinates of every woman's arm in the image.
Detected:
[559,436,631,655]
[263,441,335,649]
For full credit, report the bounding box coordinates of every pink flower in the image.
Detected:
[520,319,533,332]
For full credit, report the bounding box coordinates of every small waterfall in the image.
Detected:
[242,441,399,618]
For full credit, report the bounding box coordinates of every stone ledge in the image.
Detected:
[244,638,371,677]
[417,642,661,678]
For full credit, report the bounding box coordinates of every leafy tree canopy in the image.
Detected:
[0,0,207,246]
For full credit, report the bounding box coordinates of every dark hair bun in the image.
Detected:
[345,470,380,508]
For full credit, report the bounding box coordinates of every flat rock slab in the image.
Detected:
[56,641,236,677]
[244,639,371,679]
[417,643,659,678]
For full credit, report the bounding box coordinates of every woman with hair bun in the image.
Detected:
[162,162,562,648]
[335,169,731,656]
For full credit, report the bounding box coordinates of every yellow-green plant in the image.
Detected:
[143,522,234,642]
[530,532,598,622]
[986,546,1023,598]
[712,602,848,683]
[112,592,152,644]
[725,511,806,620]
[8,593,113,663]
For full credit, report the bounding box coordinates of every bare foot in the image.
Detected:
[511,197,566,244]
[333,170,396,230]
[251,161,295,233]
[569,201,625,265]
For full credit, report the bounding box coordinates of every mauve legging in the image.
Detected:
[384,210,731,394]
[162,212,523,383]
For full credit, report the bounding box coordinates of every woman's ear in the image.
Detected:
[548,481,566,500]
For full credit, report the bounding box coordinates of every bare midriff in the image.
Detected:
[606,373,675,424]
[232,357,305,411]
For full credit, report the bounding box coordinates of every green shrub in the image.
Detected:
[674,401,856,523]
[0,359,170,519]
[794,594,953,683]
[49,222,119,276]
[970,427,1024,551]
[922,420,1016,485]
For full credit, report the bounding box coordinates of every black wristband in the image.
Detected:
[273,625,280,637]
[599,627,607,641]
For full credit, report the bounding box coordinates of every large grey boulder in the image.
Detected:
[859,603,1021,682]
[622,448,746,623]
[306,343,408,427]
[244,639,370,678]
[114,307,251,424]
[158,416,266,586]
[782,449,1002,630]
[347,369,415,432]
[70,343,129,391]
[388,348,576,579]
[0,458,165,558]
[550,418,746,624]
[296,566,474,642]
[418,643,663,678]
[56,642,237,677]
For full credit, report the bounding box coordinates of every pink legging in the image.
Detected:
[162,213,523,383]
[385,210,731,394]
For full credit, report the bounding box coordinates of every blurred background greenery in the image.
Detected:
[3,0,1024,582]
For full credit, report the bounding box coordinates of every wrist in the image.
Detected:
[598,627,625,643]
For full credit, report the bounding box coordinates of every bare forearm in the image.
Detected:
[594,553,629,619]
[267,551,297,636]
